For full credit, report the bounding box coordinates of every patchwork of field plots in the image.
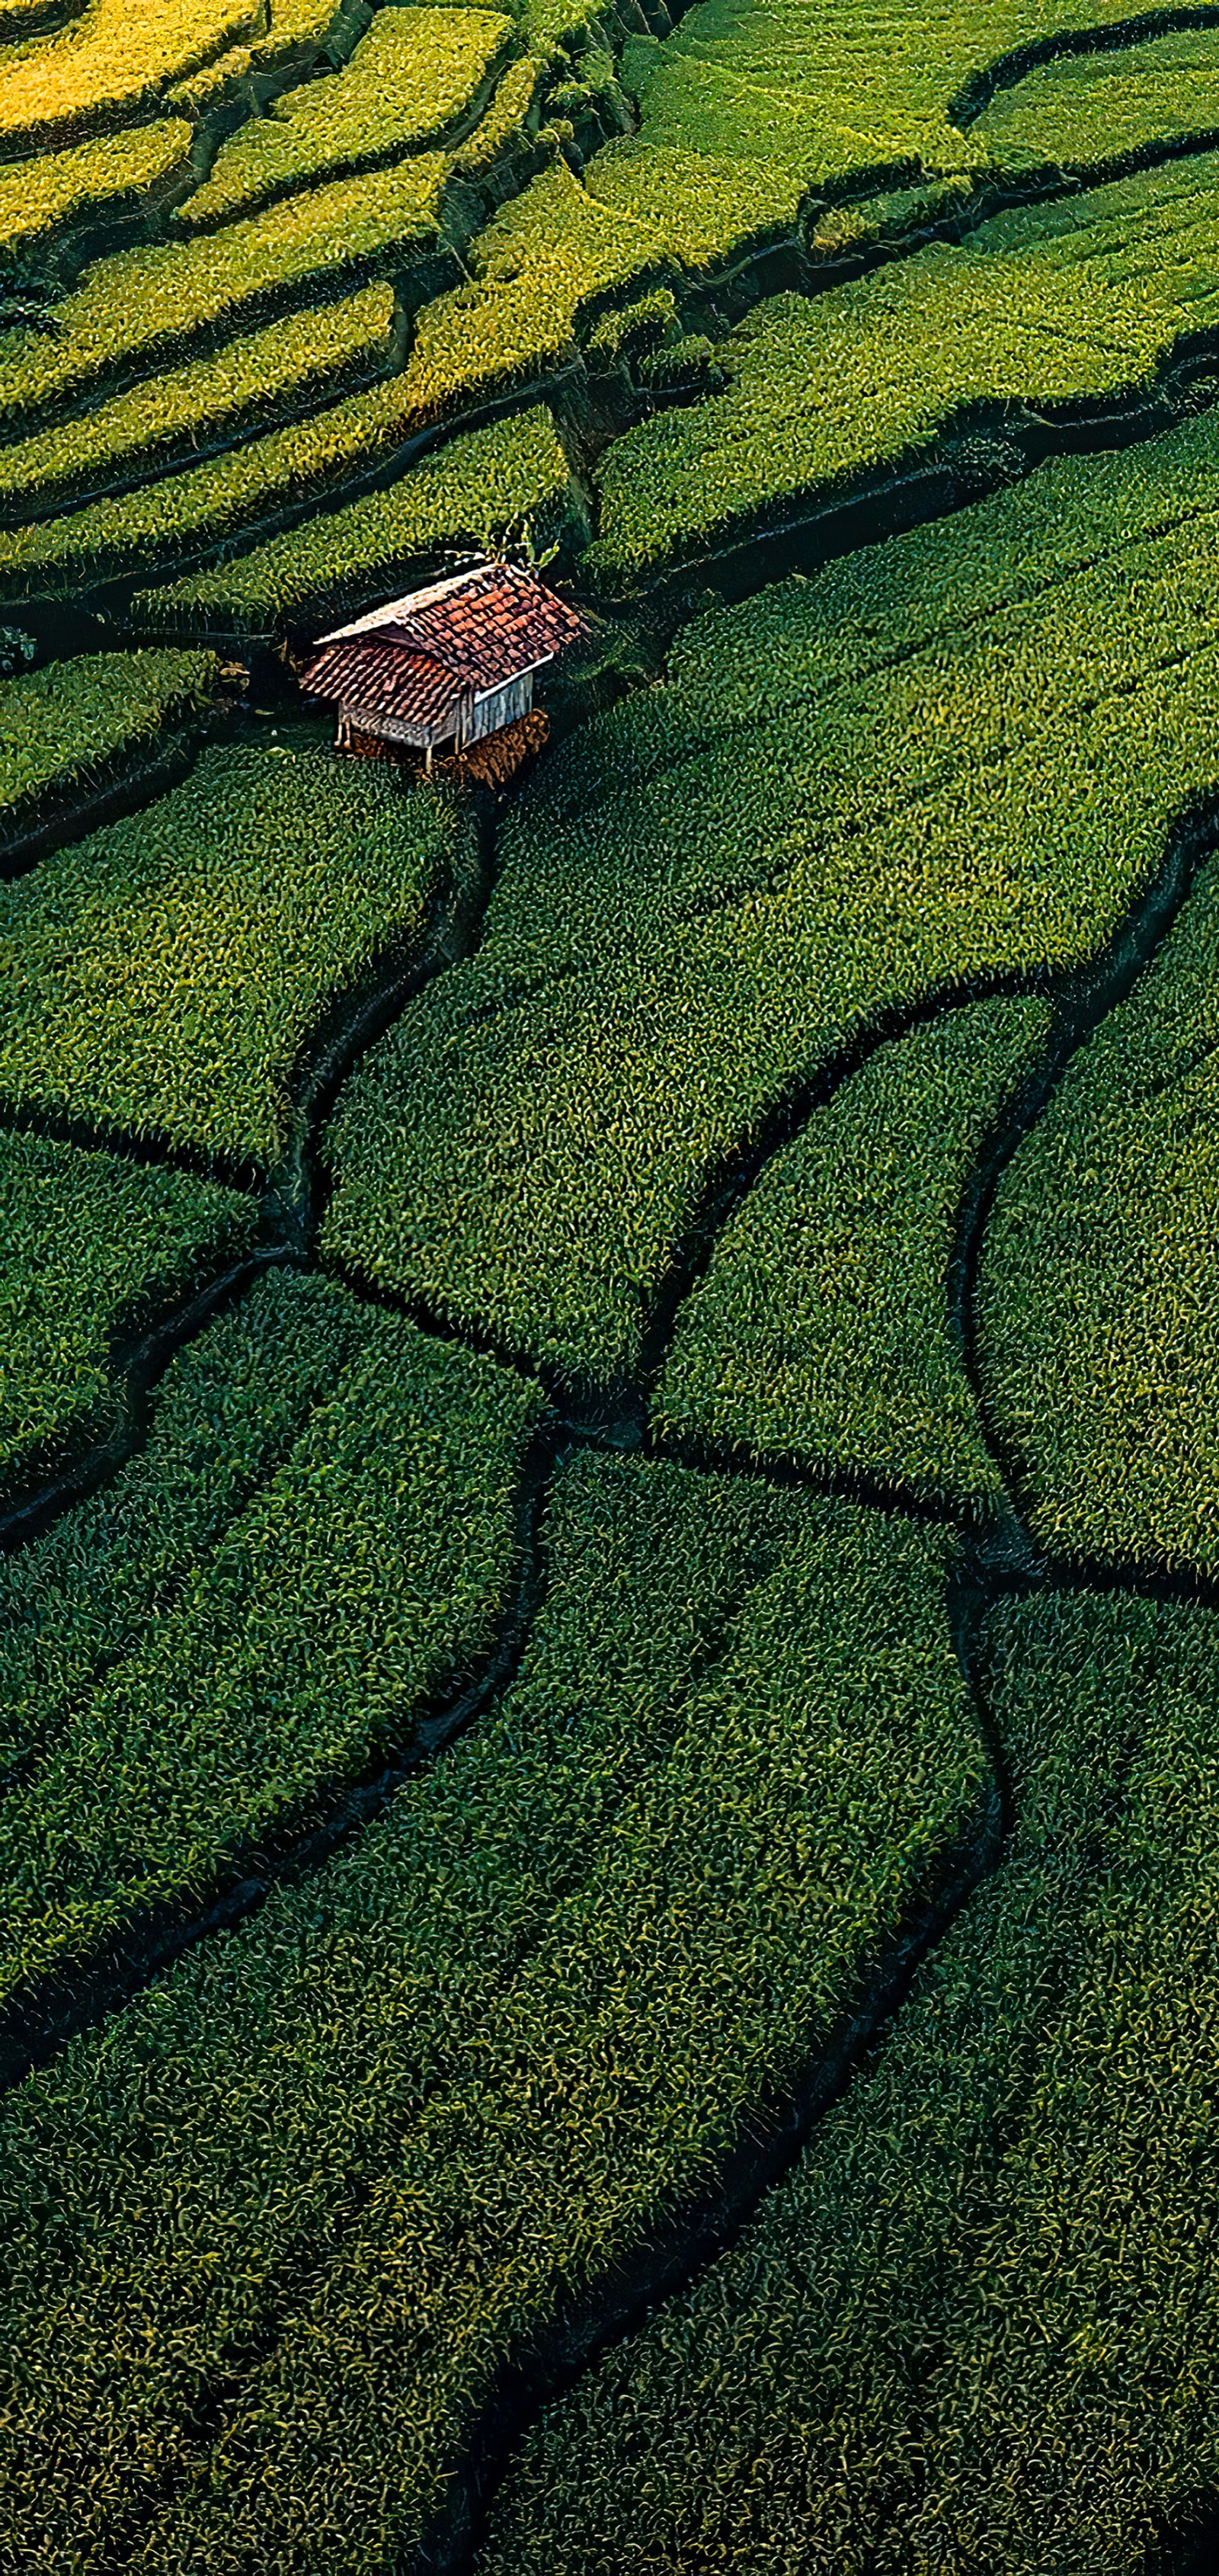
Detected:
[5,0,1219,2565]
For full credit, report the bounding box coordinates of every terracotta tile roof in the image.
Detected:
[301,638,465,727]
[396,565,587,692]
[304,562,590,723]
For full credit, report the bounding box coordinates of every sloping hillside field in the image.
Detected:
[6,0,1219,2568]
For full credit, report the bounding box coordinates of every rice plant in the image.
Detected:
[978,841,1219,1581]
[654,996,1051,1515]
[0,0,256,153]
[475,1584,1219,2576]
[0,743,463,1165]
[976,24,1219,178]
[0,284,398,520]
[587,155,1219,585]
[0,646,220,844]
[0,120,191,264]
[323,427,1219,1392]
[0,155,448,434]
[0,1280,544,2007]
[173,5,514,232]
[0,1125,256,1495]
[139,403,578,633]
[0,1455,984,2571]
[0,1266,376,1780]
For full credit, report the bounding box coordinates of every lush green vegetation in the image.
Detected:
[478,1583,1219,2576]
[0,1456,986,2569]
[0,1279,544,2009]
[0,647,220,847]
[604,0,1219,219]
[0,120,192,262]
[8,0,1219,2553]
[139,403,579,633]
[0,1126,256,1496]
[0,152,635,601]
[0,0,256,153]
[30,0,1217,617]
[588,154,1219,584]
[978,845,1219,1583]
[0,368,444,598]
[0,285,398,520]
[0,743,464,1166]
[975,25,1219,178]
[322,429,1219,1392]
[0,155,448,434]
[0,1267,377,1775]
[655,997,1051,1514]
[174,6,514,230]
[6,0,1219,625]
[249,0,354,72]
[423,0,1219,394]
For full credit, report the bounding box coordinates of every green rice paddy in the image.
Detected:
[4,0,1219,2562]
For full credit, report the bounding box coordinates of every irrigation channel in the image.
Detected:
[5,551,1219,2563]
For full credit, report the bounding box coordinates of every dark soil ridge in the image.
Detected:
[0,769,493,1216]
[952,790,1219,1572]
[0,1415,561,2095]
[0,0,82,40]
[411,1783,1005,2575]
[264,782,497,1248]
[0,1242,295,1559]
[949,0,1219,126]
[1155,2492,1219,2573]
[4,409,1219,2571]
[0,696,240,882]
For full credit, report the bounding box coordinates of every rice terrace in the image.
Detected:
[8,0,1219,2565]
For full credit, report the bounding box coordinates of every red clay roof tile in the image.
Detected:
[300,639,465,727]
[303,562,589,723]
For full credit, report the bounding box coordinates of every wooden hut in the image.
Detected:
[299,560,589,770]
